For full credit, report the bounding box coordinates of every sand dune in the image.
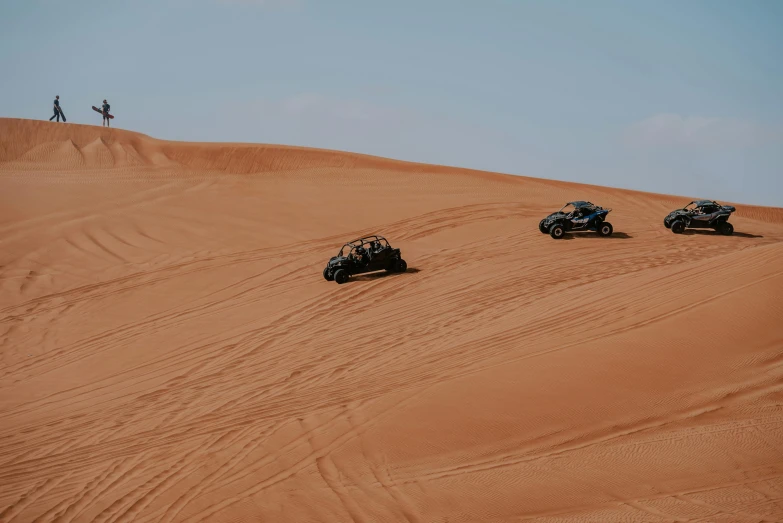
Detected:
[1,117,782,522]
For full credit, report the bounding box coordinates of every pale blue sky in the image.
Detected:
[1,0,781,205]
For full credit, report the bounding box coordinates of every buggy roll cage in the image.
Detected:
[682,200,721,212]
[556,201,611,214]
[337,235,391,257]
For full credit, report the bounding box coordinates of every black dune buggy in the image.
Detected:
[323,235,408,284]
[663,200,736,235]
[539,201,614,239]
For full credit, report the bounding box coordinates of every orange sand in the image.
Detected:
[1,118,782,522]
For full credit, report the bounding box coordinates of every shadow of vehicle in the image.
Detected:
[683,230,763,239]
[353,267,421,281]
[561,232,633,240]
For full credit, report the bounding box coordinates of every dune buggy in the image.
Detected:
[323,235,407,284]
[539,201,614,239]
[663,200,736,235]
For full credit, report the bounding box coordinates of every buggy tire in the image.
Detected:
[396,259,408,273]
[597,221,613,237]
[333,269,348,284]
[538,219,549,234]
[549,223,565,239]
[719,222,734,236]
[323,267,333,281]
[671,221,685,234]
[664,219,671,229]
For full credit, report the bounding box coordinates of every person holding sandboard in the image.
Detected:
[49,95,66,122]
[101,100,111,127]
[92,100,113,127]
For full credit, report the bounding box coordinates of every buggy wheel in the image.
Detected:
[597,221,613,237]
[538,219,549,234]
[333,269,348,284]
[323,267,333,281]
[396,259,408,273]
[664,219,671,229]
[549,223,565,239]
[671,221,685,234]
[719,222,734,236]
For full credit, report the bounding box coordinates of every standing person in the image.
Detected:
[49,95,65,122]
[101,99,111,127]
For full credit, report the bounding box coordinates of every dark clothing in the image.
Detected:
[102,103,110,127]
[49,99,65,122]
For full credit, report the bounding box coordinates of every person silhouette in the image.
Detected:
[49,96,65,122]
[101,99,111,127]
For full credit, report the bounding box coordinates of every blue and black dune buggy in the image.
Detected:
[539,201,613,239]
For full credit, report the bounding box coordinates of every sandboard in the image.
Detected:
[92,106,114,119]
[51,107,66,122]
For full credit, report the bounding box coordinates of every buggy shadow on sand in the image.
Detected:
[354,267,421,281]
[560,231,633,240]
[683,230,761,239]
[323,235,408,284]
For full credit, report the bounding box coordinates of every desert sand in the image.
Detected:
[1,117,782,522]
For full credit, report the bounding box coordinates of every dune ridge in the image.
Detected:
[0,118,506,177]
[1,118,782,522]
[3,118,780,223]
